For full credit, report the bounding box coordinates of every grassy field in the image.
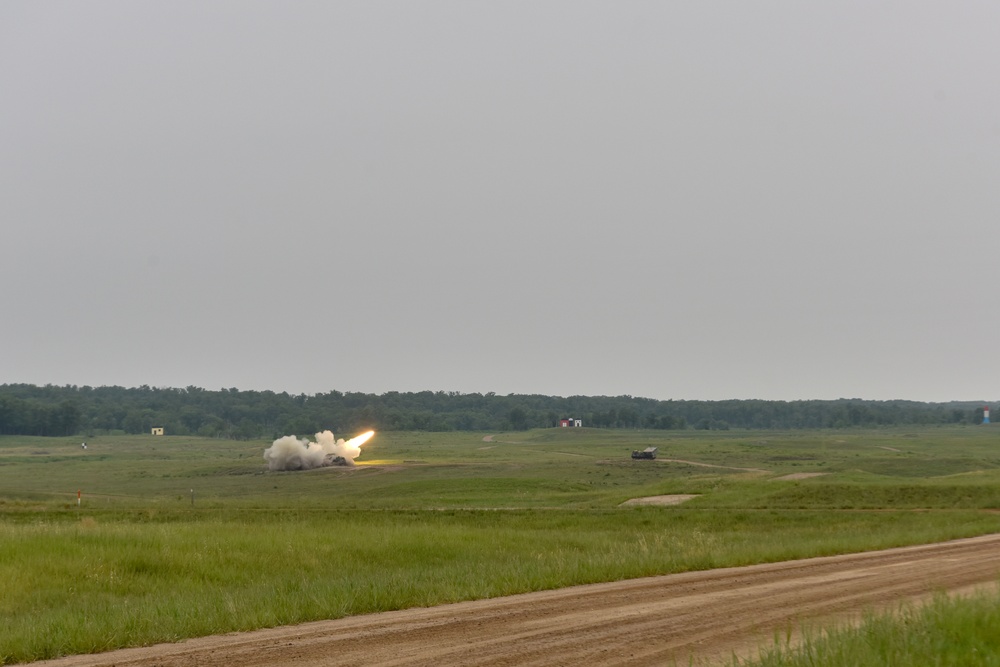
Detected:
[732,590,1000,666]
[3,426,1000,663]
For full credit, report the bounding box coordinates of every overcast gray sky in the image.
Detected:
[2,2,998,402]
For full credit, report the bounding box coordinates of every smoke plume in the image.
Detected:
[263,430,369,471]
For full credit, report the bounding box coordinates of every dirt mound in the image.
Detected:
[620,494,699,506]
[771,472,829,481]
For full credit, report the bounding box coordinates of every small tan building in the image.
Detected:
[151,427,164,436]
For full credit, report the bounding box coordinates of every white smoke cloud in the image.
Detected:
[263,430,364,471]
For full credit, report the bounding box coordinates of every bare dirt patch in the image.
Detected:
[620,494,700,506]
[659,458,770,474]
[32,534,1000,667]
[771,472,830,481]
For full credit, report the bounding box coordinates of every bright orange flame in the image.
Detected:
[348,430,375,448]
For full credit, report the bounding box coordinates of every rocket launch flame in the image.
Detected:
[263,430,374,471]
[348,430,375,448]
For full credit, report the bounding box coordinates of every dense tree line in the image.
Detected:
[0,384,988,439]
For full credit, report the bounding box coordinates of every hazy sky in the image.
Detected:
[3,2,999,402]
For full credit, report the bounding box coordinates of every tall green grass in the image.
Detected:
[733,589,1000,667]
[3,427,1000,663]
[1,509,997,664]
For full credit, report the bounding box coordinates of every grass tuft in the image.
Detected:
[733,589,1000,666]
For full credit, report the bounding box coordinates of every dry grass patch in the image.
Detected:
[772,473,830,481]
[619,494,700,506]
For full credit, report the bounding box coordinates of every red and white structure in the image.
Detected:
[984,406,991,424]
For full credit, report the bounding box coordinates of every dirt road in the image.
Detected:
[34,533,1000,667]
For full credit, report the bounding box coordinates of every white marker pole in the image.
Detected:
[77,490,81,508]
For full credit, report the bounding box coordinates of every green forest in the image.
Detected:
[0,384,988,439]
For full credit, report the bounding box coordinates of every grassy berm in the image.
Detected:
[2,426,1000,664]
